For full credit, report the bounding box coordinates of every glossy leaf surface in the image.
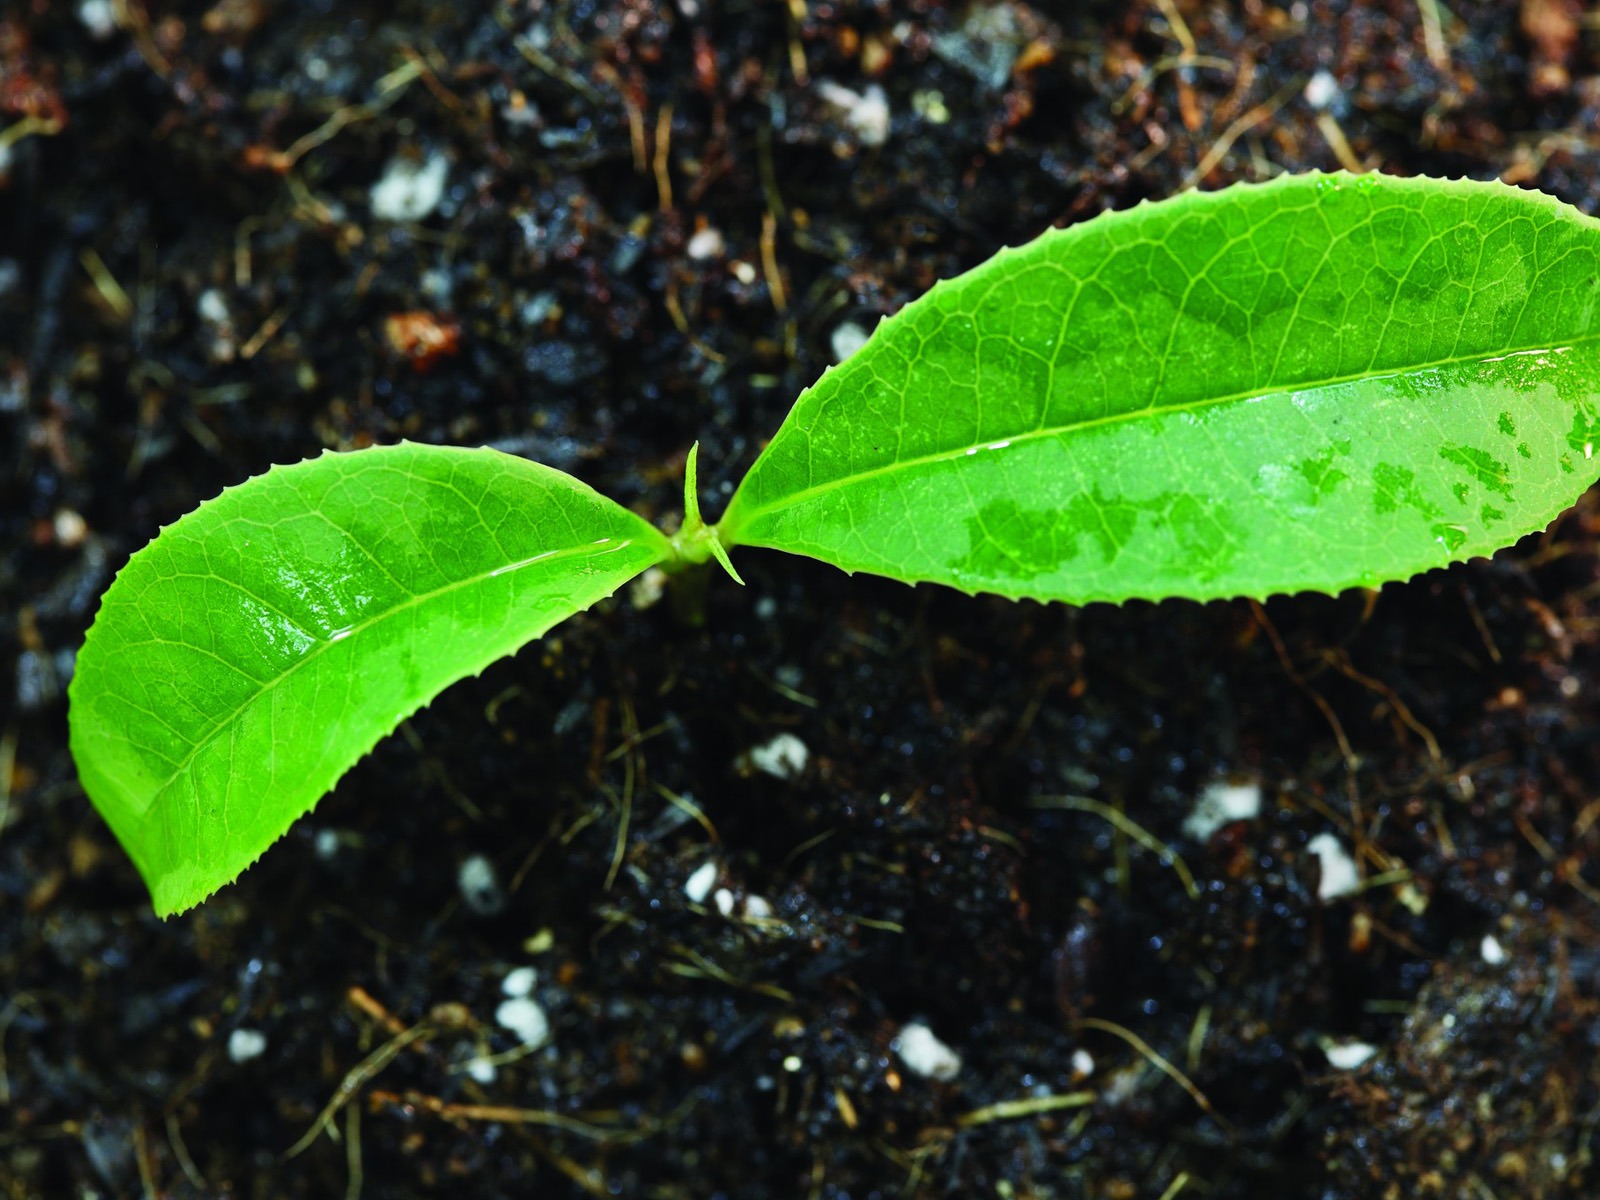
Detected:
[69,444,670,915]
[720,173,1600,602]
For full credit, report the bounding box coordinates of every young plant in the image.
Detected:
[69,171,1600,915]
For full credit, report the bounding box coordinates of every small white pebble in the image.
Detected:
[1480,934,1507,966]
[420,267,452,303]
[817,80,891,147]
[495,997,550,1049]
[894,1021,962,1081]
[1099,1062,1145,1107]
[227,1028,267,1063]
[197,288,230,325]
[78,0,116,39]
[519,291,559,327]
[458,854,505,916]
[464,1056,498,1085]
[686,226,725,260]
[850,85,891,145]
[743,894,774,921]
[1307,833,1360,901]
[713,887,736,917]
[1303,70,1340,112]
[1070,1048,1095,1079]
[1321,1039,1378,1070]
[1183,781,1262,842]
[501,966,538,998]
[685,859,719,905]
[313,828,340,861]
[52,508,88,549]
[754,596,779,621]
[629,565,667,611]
[370,152,450,222]
[743,733,809,781]
[830,321,870,364]
[730,259,758,285]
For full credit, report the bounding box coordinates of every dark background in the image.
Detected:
[5,1,1600,1196]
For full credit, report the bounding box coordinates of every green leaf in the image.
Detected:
[68,443,670,916]
[719,172,1600,602]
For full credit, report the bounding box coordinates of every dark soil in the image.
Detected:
[6,1,1600,1197]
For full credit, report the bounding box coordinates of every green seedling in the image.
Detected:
[68,171,1600,915]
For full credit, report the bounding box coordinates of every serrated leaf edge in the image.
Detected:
[69,441,669,916]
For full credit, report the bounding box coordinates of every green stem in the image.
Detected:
[667,442,744,584]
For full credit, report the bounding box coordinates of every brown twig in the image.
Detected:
[653,103,674,211]
[1182,77,1303,191]
[1073,1016,1230,1129]
[1031,795,1199,900]
[374,1089,646,1142]
[760,211,788,315]
[286,1019,437,1158]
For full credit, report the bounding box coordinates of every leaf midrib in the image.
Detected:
[722,337,1600,538]
[136,535,657,826]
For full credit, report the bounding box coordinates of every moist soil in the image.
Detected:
[5,2,1600,1197]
